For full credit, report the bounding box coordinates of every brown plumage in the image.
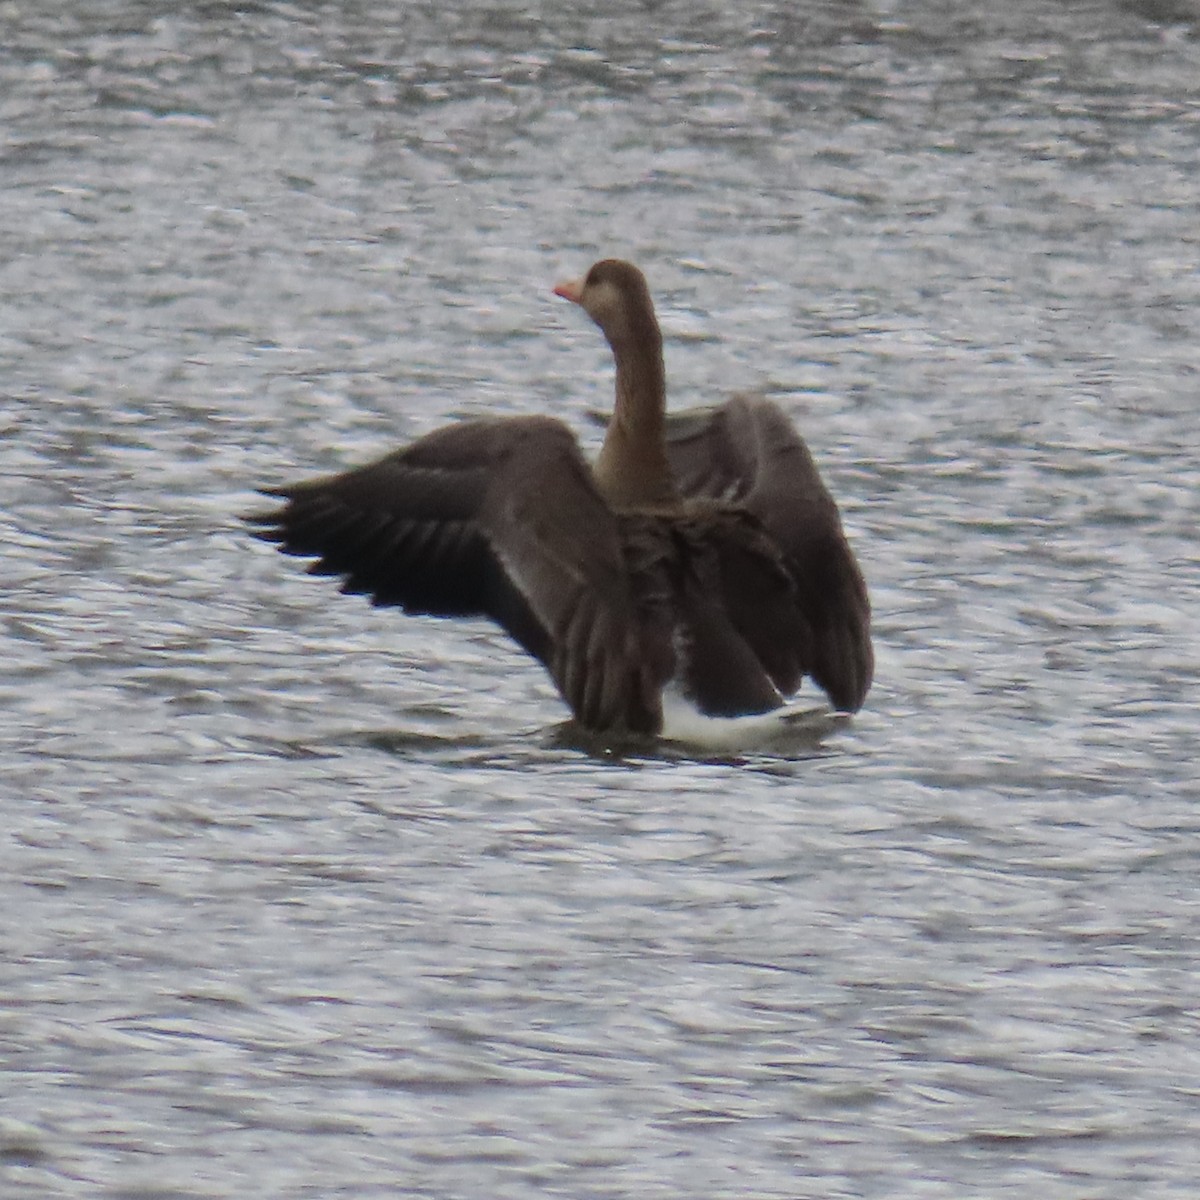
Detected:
[248,259,872,735]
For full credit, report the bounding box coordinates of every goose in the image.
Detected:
[249,259,872,736]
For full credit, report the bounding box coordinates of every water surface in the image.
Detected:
[3,3,1199,1197]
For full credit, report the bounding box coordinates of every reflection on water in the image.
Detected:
[3,2,1199,1197]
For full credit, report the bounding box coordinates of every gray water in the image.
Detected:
[3,3,1199,1197]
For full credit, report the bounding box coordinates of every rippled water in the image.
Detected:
[3,3,1199,1197]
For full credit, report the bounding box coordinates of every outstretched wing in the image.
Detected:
[247,415,669,733]
[663,395,873,711]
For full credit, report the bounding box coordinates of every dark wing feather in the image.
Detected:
[696,509,812,701]
[615,513,780,719]
[663,395,873,711]
[248,416,669,733]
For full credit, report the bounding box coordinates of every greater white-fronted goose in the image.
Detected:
[249,260,872,736]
